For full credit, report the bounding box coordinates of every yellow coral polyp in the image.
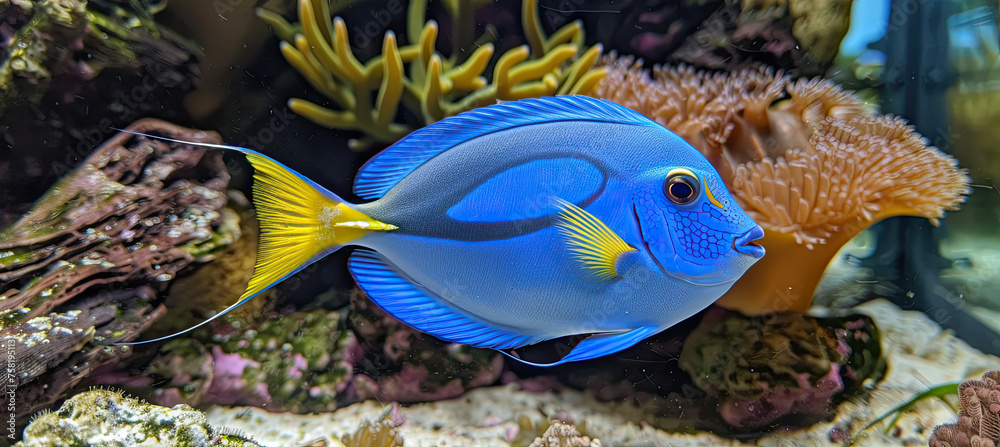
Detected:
[258,0,607,149]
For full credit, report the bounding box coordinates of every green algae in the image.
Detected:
[0,248,35,269]
[221,311,354,412]
[16,389,261,447]
[149,309,355,413]
[177,207,242,261]
[0,0,177,113]
[852,381,961,443]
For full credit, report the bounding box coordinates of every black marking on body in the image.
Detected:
[355,124,629,242]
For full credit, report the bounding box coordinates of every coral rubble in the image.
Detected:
[679,307,883,430]
[527,421,599,447]
[344,287,504,404]
[929,370,1000,447]
[258,0,606,149]
[87,288,502,413]
[200,299,999,447]
[0,119,232,426]
[16,389,260,447]
[88,309,354,413]
[591,59,971,314]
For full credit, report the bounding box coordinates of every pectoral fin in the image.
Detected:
[504,325,664,367]
[554,198,636,281]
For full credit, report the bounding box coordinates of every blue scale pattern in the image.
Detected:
[659,202,738,260]
[633,190,738,260]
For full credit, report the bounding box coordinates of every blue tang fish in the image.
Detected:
[123,96,765,366]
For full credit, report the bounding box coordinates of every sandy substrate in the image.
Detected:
[206,299,1000,446]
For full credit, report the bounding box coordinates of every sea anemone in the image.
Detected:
[591,59,970,314]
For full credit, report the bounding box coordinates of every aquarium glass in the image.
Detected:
[2,1,999,446]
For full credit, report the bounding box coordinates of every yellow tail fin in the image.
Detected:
[109,126,396,344]
[242,152,396,299]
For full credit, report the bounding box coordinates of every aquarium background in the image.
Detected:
[2,0,1000,446]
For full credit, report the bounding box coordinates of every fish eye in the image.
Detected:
[664,169,700,205]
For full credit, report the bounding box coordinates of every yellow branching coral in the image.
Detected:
[257,0,606,149]
[591,58,970,315]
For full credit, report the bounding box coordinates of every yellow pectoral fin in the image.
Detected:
[554,198,636,281]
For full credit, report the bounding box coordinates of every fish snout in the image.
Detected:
[733,225,765,259]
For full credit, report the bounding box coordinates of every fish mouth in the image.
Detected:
[733,225,765,259]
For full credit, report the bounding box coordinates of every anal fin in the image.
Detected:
[504,325,664,367]
[348,250,544,350]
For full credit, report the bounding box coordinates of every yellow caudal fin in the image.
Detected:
[242,152,397,300]
[108,128,395,345]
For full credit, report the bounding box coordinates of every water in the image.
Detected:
[1,0,998,446]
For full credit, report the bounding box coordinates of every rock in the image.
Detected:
[87,286,505,414]
[344,288,504,404]
[0,0,200,113]
[777,299,1000,446]
[155,192,263,334]
[588,0,851,74]
[87,309,356,414]
[528,421,599,447]
[749,0,853,70]
[1,0,90,112]
[16,389,260,447]
[679,307,883,430]
[0,119,231,427]
[0,0,202,215]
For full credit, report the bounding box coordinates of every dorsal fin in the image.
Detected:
[352,95,654,200]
